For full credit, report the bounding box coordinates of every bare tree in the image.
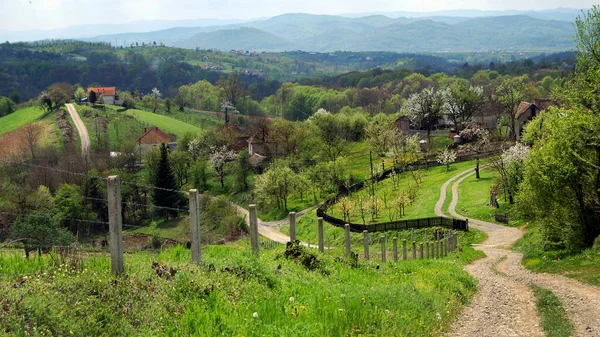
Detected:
[21,123,43,159]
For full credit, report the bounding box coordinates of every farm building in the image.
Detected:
[88,87,123,105]
[136,127,176,154]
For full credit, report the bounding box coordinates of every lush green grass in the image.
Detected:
[329,160,477,224]
[514,224,600,286]
[281,210,487,261]
[0,241,481,336]
[530,284,574,337]
[124,109,203,138]
[455,169,524,227]
[0,107,46,135]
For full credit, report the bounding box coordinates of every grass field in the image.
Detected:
[124,109,203,138]
[0,107,46,136]
[454,168,525,227]
[328,160,477,224]
[0,238,482,336]
[514,224,600,287]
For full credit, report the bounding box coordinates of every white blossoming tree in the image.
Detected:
[209,146,237,188]
[437,149,457,171]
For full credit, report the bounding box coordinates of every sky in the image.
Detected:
[0,0,596,31]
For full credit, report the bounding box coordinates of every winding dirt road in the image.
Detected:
[65,103,90,162]
[219,198,319,246]
[437,168,600,337]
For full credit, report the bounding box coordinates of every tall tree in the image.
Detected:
[441,81,485,132]
[152,144,180,219]
[403,87,443,145]
[493,77,527,140]
[218,73,244,108]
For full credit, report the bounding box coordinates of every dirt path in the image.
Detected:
[217,197,318,246]
[65,103,90,162]
[437,168,600,337]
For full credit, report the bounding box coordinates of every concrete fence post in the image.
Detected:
[308,239,311,248]
[393,237,398,262]
[402,239,407,261]
[249,204,259,257]
[318,217,324,253]
[344,224,351,256]
[189,189,201,265]
[363,230,369,260]
[289,212,296,242]
[412,241,417,259]
[381,236,386,263]
[107,176,124,275]
[419,243,424,259]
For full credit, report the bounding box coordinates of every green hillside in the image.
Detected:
[124,109,203,138]
[0,107,46,135]
[177,27,297,51]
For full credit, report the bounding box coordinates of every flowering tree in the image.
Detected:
[150,87,162,113]
[437,149,457,171]
[493,142,529,204]
[209,146,237,188]
[441,82,485,132]
[403,87,444,145]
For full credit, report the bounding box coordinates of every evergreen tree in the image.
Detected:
[152,143,180,219]
[234,150,251,193]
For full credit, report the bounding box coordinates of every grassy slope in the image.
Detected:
[455,168,525,227]
[124,109,204,138]
[514,224,600,286]
[328,160,476,224]
[0,107,46,135]
[0,240,482,336]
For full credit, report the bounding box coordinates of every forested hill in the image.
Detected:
[86,14,576,53]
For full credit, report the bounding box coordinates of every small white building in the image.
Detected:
[88,87,123,105]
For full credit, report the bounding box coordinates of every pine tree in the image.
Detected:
[152,144,180,219]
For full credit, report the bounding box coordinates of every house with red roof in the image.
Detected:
[87,87,123,105]
[136,127,176,154]
[515,99,557,140]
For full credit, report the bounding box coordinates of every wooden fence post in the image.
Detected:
[412,241,417,259]
[107,176,124,275]
[393,237,398,262]
[249,204,259,257]
[363,230,369,260]
[381,236,386,263]
[436,240,440,259]
[426,241,430,259]
[318,217,324,253]
[345,224,351,256]
[189,189,201,265]
[419,243,424,259]
[289,212,296,242]
[402,239,407,261]
[308,239,311,248]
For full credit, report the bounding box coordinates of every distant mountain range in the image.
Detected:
[1,9,582,53]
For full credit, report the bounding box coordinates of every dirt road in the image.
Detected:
[65,103,90,162]
[437,168,600,337]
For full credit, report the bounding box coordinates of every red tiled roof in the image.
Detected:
[516,101,534,119]
[88,87,116,96]
[136,127,174,144]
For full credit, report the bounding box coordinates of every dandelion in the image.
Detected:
[252,312,258,318]
[340,294,345,298]
[289,297,295,303]
[436,312,441,320]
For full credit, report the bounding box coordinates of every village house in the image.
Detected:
[515,98,556,140]
[394,115,411,134]
[136,127,176,154]
[87,87,123,105]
